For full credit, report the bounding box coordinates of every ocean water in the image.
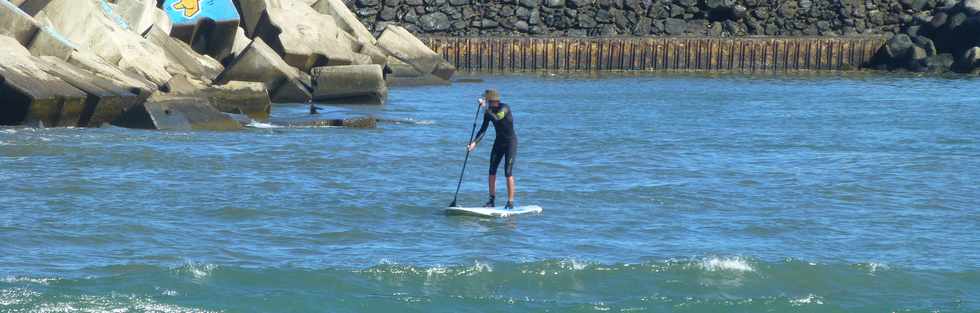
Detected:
[1,73,978,312]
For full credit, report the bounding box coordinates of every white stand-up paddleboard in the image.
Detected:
[446,205,543,217]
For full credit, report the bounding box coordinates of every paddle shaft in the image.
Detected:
[450,102,483,207]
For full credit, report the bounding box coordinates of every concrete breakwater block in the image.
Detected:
[27,23,78,61]
[377,25,455,81]
[226,27,250,64]
[112,94,243,131]
[235,0,270,37]
[356,39,389,66]
[216,37,312,103]
[311,0,376,45]
[66,50,157,98]
[110,0,159,35]
[263,3,357,70]
[0,0,41,46]
[36,56,142,127]
[165,75,271,121]
[38,0,174,87]
[163,0,240,62]
[311,64,387,105]
[144,25,224,83]
[0,36,87,127]
[11,0,51,16]
[382,56,449,86]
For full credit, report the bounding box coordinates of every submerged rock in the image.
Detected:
[297,116,378,128]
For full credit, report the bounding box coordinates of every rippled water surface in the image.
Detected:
[1,73,979,312]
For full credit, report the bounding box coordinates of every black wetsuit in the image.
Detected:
[473,103,517,177]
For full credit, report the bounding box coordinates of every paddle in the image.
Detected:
[449,99,484,208]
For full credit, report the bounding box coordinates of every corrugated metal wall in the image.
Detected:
[423,37,886,72]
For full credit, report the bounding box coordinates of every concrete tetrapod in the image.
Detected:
[165,74,271,121]
[38,0,174,87]
[263,3,358,70]
[36,56,143,127]
[27,21,78,61]
[376,25,455,81]
[216,37,312,103]
[144,25,224,83]
[311,64,388,105]
[311,0,377,45]
[111,0,158,35]
[0,0,40,46]
[111,93,243,131]
[163,0,241,61]
[0,36,87,127]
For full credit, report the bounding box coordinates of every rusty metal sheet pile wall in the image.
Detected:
[423,37,886,73]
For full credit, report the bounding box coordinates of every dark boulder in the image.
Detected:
[665,18,687,35]
[900,0,929,11]
[420,12,451,31]
[955,46,980,72]
[923,53,954,72]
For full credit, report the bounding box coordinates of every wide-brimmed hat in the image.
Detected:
[484,89,500,101]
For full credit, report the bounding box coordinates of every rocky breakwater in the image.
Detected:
[0,0,455,130]
[347,0,928,37]
[868,0,980,73]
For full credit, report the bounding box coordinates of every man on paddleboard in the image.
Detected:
[467,89,518,210]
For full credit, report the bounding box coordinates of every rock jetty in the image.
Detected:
[346,0,927,38]
[868,0,980,73]
[0,0,456,129]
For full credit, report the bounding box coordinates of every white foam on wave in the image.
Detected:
[177,261,217,280]
[406,118,434,125]
[0,287,41,306]
[425,260,493,278]
[0,129,16,134]
[1,276,58,285]
[790,294,824,305]
[698,257,755,272]
[865,262,889,275]
[246,121,282,129]
[559,259,591,271]
[27,294,220,313]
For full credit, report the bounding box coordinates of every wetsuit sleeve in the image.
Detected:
[472,111,491,145]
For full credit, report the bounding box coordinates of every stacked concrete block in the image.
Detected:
[163,0,241,61]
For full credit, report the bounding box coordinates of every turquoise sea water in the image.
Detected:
[1,74,978,312]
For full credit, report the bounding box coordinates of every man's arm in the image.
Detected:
[472,112,491,146]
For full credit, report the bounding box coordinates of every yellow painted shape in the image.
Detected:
[172,0,201,18]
